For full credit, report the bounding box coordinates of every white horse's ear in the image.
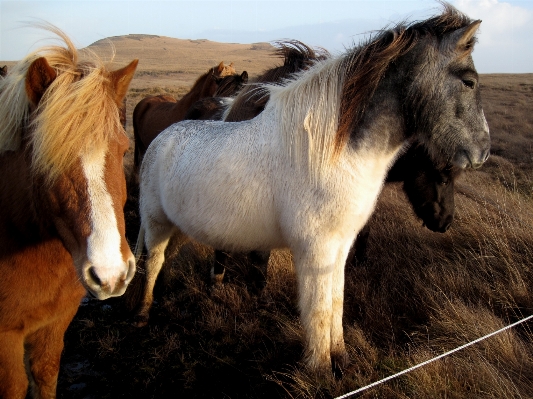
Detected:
[448,20,481,54]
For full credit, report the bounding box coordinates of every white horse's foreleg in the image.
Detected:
[134,221,176,327]
[293,240,351,373]
[293,244,335,372]
[331,241,352,371]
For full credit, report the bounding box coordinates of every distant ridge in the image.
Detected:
[86,34,277,78]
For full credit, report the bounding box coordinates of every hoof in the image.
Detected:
[133,314,149,328]
[331,351,349,378]
[210,268,225,285]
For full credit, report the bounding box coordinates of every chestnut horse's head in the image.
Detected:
[0,26,137,299]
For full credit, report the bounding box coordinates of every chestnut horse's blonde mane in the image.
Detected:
[0,24,122,183]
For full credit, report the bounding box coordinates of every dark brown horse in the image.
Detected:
[132,62,236,172]
[0,65,7,78]
[349,144,463,264]
[0,26,137,398]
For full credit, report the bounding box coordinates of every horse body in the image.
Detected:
[0,26,137,398]
[137,6,489,372]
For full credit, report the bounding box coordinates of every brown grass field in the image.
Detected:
[5,35,533,398]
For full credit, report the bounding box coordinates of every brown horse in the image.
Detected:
[0,26,137,398]
[0,65,7,78]
[132,62,236,171]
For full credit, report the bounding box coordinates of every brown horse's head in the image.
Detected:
[192,61,237,100]
[214,61,236,78]
[1,28,139,299]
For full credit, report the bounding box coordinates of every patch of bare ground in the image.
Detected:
[13,36,526,398]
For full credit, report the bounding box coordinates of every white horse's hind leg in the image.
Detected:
[134,221,178,327]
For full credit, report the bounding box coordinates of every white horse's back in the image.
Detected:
[140,113,286,252]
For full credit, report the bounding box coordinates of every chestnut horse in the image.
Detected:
[0,26,137,398]
[132,62,236,171]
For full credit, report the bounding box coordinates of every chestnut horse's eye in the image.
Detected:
[462,79,475,89]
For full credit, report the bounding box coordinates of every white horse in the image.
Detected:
[135,5,490,373]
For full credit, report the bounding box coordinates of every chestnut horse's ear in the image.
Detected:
[241,71,249,83]
[216,61,225,74]
[109,59,139,105]
[25,57,57,106]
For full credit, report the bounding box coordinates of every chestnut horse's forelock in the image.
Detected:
[0,27,123,186]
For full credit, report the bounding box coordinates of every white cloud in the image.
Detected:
[454,0,532,38]
[452,0,533,72]
[457,0,530,28]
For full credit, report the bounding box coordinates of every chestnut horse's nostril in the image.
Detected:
[126,259,136,283]
[88,267,102,287]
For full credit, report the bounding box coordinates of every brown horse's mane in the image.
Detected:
[0,24,123,183]
[336,2,475,155]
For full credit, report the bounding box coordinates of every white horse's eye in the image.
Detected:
[462,79,475,89]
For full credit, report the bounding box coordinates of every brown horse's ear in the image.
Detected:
[25,57,57,106]
[450,20,481,54]
[109,59,139,105]
[216,61,225,74]
[241,71,249,83]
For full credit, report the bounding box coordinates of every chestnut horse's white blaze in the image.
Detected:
[82,151,134,295]
[136,5,490,372]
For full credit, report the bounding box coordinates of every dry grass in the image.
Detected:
[18,36,530,398]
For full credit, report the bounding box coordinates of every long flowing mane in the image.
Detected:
[264,3,474,179]
[0,24,123,183]
[223,40,329,122]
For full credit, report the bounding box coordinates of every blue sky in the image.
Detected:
[1,0,532,73]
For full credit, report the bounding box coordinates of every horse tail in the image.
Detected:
[134,224,145,263]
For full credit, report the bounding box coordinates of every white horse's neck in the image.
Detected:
[263,56,345,181]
